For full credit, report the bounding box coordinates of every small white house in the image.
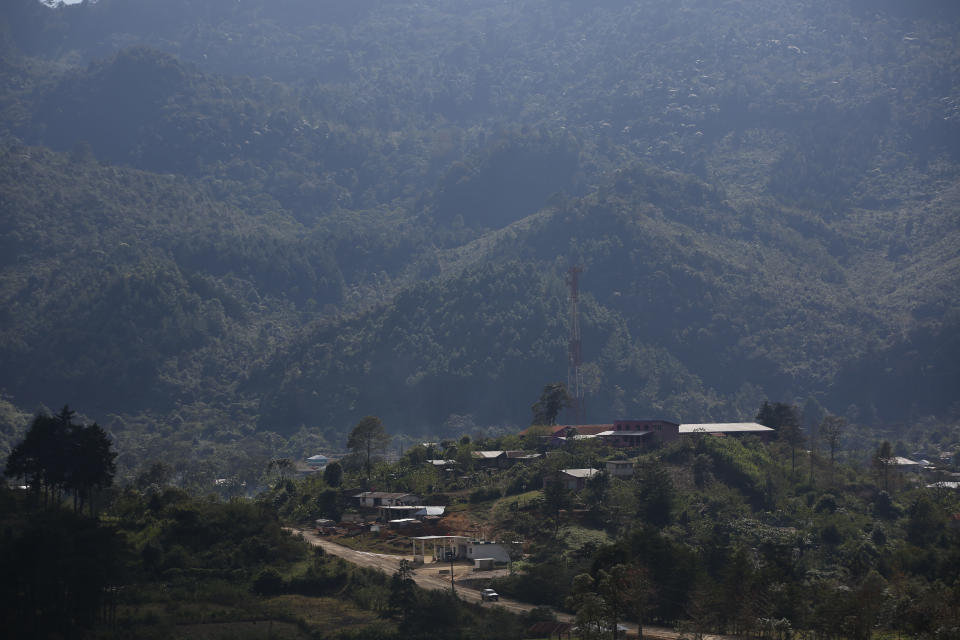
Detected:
[306,454,329,468]
[547,468,599,491]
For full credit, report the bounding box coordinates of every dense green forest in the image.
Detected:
[0,0,958,478]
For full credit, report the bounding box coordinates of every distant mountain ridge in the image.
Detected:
[0,0,957,461]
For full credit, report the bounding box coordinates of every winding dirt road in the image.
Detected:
[290,528,728,640]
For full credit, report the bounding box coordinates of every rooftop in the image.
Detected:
[562,468,599,478]
[473,450,505,459]
[679,422,774,434]
[888,456,924,466]
[505,450,541,459]
[521,424,613,436]
[598,430,651,437]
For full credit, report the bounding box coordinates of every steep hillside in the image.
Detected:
[0,144,330,414]
[253,165,959,433]
[0,0,957,462]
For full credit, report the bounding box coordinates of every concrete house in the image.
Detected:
[410,535,517,564]
[605,460,636,478]
[547,468,600,491]
[596,420,681,448]
[472,450,541,469]
[472,450,508,468]
[353,492,421,508]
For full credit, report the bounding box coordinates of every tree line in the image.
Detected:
[5,405,116,515]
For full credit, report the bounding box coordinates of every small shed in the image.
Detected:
[605,460,636,478]
[473,557,495,571]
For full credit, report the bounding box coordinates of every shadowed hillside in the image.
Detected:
[0,0,957,466]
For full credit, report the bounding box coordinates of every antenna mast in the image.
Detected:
[567,265,585,425]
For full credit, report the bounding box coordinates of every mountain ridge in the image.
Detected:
[0,0,957,471]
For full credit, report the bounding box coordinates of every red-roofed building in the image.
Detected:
[600,419,679,447]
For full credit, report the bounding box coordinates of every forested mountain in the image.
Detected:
[256,163,960,434]
[1,0,958,470]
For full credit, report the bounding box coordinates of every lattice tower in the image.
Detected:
[567,265,585,424]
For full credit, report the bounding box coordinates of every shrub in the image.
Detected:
[469,486,501,503]
[252,567,285,595]
[814,494,838,513]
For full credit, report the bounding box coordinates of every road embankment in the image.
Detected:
[288,527,729,640]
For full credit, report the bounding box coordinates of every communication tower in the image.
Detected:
[567,265,585,424]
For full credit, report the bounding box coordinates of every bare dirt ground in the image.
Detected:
[290,528,730,640]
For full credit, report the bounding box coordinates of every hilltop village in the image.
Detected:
[293,416,952,536]
[4,402,959,638]
[237,408,960,638]
[307,421,778,563]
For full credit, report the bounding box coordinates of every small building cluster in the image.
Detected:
[348,491,446,527]
[882,454,960,490]
[527,419,774,449]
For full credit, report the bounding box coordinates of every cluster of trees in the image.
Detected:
[1,405,123,636]
[4,406,115,514]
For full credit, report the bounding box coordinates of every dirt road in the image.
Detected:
[290,528,728,640]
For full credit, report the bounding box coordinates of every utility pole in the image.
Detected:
[567,265,585,424]
[446,550,455,593]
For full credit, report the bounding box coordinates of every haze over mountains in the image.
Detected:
[1,0,958,463]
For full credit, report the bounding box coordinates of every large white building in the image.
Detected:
[410,535,517,564]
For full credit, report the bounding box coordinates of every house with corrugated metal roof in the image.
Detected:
[605,459,637,478]
[546,468,600,491]
[679,422,775,439]
[472,450,542,469]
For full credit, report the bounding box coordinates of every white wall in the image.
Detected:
[466,542,511,563]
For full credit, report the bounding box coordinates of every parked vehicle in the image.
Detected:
[315,518,336,535]
[481,588,499,602]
